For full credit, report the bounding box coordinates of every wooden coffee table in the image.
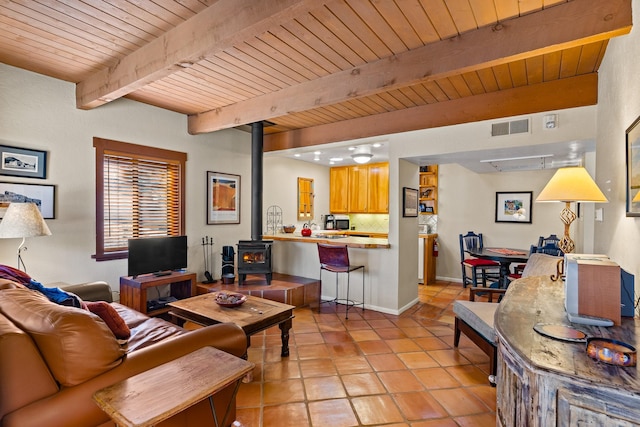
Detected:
[168,293,295,357]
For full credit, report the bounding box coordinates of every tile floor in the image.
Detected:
[232,281,497,426]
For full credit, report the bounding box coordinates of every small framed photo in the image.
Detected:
[207,171,240,224]
[0,145,47,179]
[495,191,532,223]
[402,187,419,217]
[0,182,55,219]
[626,115,640,216]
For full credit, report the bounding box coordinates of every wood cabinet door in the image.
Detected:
[348,165,369,213]
[367,162,389,213]
[329,166,349,213]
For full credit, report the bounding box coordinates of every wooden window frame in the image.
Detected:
[93,137,186,261]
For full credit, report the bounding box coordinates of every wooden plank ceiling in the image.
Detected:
[0,0,632,152]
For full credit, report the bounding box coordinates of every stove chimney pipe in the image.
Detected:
[251,121,264,241]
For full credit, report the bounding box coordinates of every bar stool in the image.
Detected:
[317,243,365,319]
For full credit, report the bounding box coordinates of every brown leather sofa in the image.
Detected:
[0,279,247,427]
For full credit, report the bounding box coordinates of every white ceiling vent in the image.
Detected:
[491,119,530,137]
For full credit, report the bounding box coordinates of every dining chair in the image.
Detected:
[317,243,365,319]
[459,231,500,288]
[512,235,564,277]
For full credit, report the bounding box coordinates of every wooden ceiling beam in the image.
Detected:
[189,0,630,134]
[263,73,598,151]
[75,0,330,110]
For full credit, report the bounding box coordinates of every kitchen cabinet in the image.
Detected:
[419,234,437,285]
[329,166,349,213]
[419,165,438,215]
[330,162,389,214]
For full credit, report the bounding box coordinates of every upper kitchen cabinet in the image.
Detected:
[330,166,349,213]
[330,162,389,214]
[297,177,314,221]
[419,165,438,215]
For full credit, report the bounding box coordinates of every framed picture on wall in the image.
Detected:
[402,187,418,217]
[0,182,55,219]
[626,115,640,216]
[495,191,532,223]
[207,171,240,224]
[0,145,47,179]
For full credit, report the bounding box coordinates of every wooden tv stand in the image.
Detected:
[120,271,196,316]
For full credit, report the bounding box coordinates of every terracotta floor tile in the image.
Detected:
[263,402,309,427]
[357,340,392,355]
[413,367,461,389]
[446,365,491,386]
[299,358,337,377]
[342,320,371,330]
[263,360,301,381]
[234,407,261,426]
[414,336,451,351]
[342,372,387,396]
[367,319,396,329]
[327,342,362,358]
[322,331,353,343]
[391,318,422,328]
[401,326,434,338]
[411,419,459,427]
[333,356,373,375]
[304,376,347,400]
[376,327,408,339]
[430,388,490,416]
[236,381,261,408]
[378,370,424,393]
[318,322,347,332]
[366,353,407,371]
[428,349,471,367]
[349,329,381,342]
[393,391,448,420]
[454,412,498,427]
[351,394,404,425]
[386,338,422,353]
[297,343,331,360]
[294,332,325,345]
[467,385,497,412]
[262,379,305,405]
[397,351,439,369]
[308,398,359,427]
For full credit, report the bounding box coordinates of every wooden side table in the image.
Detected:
[93,346,253,427]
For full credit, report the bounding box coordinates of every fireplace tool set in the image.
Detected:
[201,236,216,283]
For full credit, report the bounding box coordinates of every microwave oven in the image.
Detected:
[334,215,350,230]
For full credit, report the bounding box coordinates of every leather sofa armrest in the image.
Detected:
[2,322,247,427]
[55,281,113,302]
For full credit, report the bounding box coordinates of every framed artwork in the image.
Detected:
[626,115,640,216]
[495,191,532,223]
[0,182,55,219]
[0,145,47,179]
[207,171,240,224]
[402,187,418,217]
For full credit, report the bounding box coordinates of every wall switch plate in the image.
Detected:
[595,208,603,222]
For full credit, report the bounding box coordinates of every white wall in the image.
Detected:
[596,0,640,284]
[0,63,253,291]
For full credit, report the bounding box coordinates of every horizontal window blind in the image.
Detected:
[94,138,186,261]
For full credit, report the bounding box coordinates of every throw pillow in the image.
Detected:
[85,301,131,340]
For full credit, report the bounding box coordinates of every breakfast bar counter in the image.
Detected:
[263,233,390,249]
[262,233,399,314]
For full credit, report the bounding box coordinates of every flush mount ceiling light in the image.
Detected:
[351,145,373,164]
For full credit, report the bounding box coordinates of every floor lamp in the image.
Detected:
[536,167,608,254]
[0,202,52,271]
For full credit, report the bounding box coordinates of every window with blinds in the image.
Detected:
[93,138,186,261]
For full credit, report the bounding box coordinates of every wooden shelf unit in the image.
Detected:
[419,165,438,215]
[120,271,196,317]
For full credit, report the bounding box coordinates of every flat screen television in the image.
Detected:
[127,236,188,278]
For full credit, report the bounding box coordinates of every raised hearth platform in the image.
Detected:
[197,273,319,309]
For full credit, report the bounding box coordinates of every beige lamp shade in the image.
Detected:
[0,203,51,238]
[536,167,608,203]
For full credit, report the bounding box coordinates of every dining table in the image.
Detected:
[465,247,530,289]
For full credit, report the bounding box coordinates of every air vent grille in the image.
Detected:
[491,119,529,136]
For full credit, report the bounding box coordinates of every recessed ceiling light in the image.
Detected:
[294,153,301,157]
[314,151,321,155]
[329,157,343,162]
[348,147,356,151]
[372,143,382,148]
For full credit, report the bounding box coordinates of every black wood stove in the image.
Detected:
[236,121,274,285]
[237,240,272,285]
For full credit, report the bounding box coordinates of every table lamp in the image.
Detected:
[0,202,52,271]
[536,167,607,253]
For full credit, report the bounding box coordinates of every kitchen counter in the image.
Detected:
[263,233,390,249]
